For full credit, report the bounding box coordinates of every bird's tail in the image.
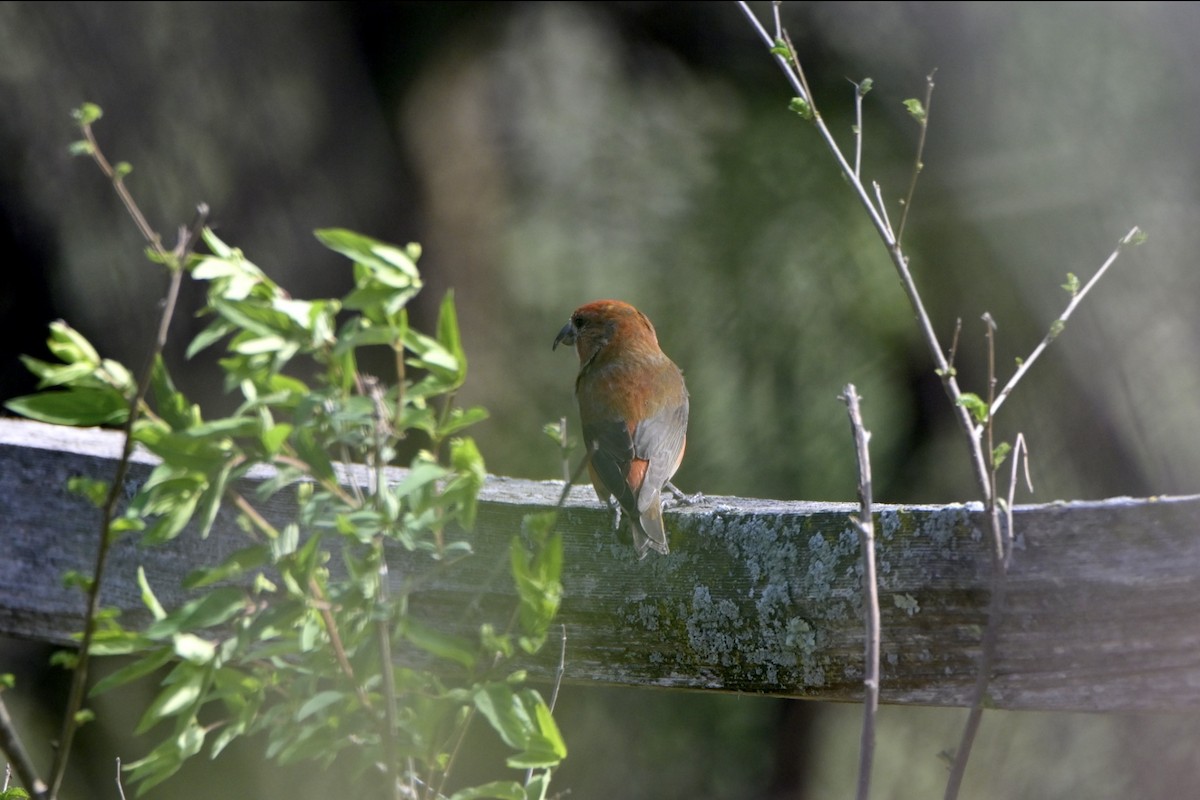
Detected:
[632,493,670,558]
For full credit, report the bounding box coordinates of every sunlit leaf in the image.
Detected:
[5,387,128,426]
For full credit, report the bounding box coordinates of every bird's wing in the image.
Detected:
[581,416,641,518]
[632,394,689,514]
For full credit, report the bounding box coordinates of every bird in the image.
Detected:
[553,300,689,558]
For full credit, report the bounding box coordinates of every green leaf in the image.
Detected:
[992,441,1012,470]
[132,424,230,473]
[150,356,201,430]
[5,386,128,426]
[261,422,293,455]
[1061,272,1080,296]
[404,327,461,384]
[505,690,567,769]
[194,462,232,540]
[68,476,110,508]
[19,355,96,389]
[184,544,270,589]
[1048,319,1066,340]
[61,570,94,593]
[124,719,205,791]
[315,228,422,285]
[134,663,207,735]
[956,392,990,424]
[473,682,531,751]
[72,102,103,125]
[399,617,477,670]
[138,566,167,621]
[524,773,552,800]
[295,690,347,721]
[392,461,450,500]
[172,633,216,665]
[437,289,464,362]
[270,523,300,560]
[186,318,237,359]
[145,587,246,639]
[90,646,174,695]
[47,320,101,365]
[858,77,874,96]
[788,96,813,120]
[903,98,927,124]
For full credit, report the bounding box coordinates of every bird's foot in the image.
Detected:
[663,482,703,508]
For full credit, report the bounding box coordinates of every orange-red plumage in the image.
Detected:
[553,300,688,558]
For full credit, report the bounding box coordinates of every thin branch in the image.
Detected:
[989,227,1143,419]
[526,624,569,787]
[944,313,1005,800]
[50,123,208,795]
[840,385,879,800]
[377,553,401,800]
[946,318,963,373]
[739,0,991,497]
[851,79,867,179]
[872,182,894,240]
[549,623,567,714]
[115,757,127,800]
[1004,433,1032,568]
[896,71,936,245]
[736,9,1127,798]
[0,694,48,797]
[78,122,162,252]
[559,417,571,485]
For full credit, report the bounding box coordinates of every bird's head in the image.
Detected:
[553,300,659,367]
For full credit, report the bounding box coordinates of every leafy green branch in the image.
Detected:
[3,104,568,800]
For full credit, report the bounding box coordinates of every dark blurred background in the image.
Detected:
[2,2,1199,798]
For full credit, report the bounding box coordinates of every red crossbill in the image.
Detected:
[553,300,689,558]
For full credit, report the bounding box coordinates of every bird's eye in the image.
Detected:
[573,315,585,328]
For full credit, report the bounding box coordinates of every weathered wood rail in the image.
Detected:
[2,417,1198,713]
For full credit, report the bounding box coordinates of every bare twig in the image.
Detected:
[989,227,1143,419]
[1003,433,1032,568]
[550,624,567,713]
[896,71,936,245]
[526,624,569,786]
[737,7,1136,797]
[0,694,47,797]
[738,0,991,496]
[377,553,401,800]
[739,8,1139,796]
[850,78,868,179]
[872,182,894,239]
[50,119,208,797]
[840,385,879,800]
[945,313,1005,800]
[559,417,571,484]
[946,318,963,373]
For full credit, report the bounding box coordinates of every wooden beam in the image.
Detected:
[3,417,1198,712]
